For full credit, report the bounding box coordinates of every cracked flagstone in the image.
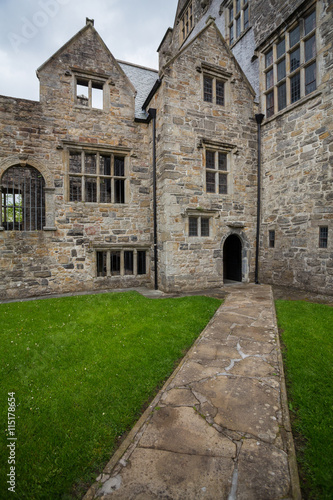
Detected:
[83,284,300,500]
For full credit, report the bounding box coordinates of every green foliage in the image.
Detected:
[0,291,221,499]
[276,300,333,500]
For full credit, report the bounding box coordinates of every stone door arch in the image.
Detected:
[223,233,242,282]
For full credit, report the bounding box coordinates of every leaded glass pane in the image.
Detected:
[290,48,300,72]
[266,90,274,117]
[265,49,273,68]
[290,72,300,103]
[266,69,274,90]
[305,11,316,35]
[277,39,285,59]
[277,59,286,82]
[189,217,198,236]
[289,25,300,47]
[278,83,286,111]
[201,218,209,237]
[204,76,213,102]
[305,35,316,62]
[305,63,316,95]
[216,80,225,105]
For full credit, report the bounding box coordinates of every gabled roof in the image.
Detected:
[162,19,255,98]
[36,20,136,96]
[36,20,159,120]
[118,61,159,120]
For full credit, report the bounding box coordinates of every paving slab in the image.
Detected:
[83,284,301,500]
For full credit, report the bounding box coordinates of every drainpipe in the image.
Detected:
[255,113,265,284]
[148,108,158,290]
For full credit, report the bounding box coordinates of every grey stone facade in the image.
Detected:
[0,0,332,299]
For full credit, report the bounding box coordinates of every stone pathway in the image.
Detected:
[83,284,301,500]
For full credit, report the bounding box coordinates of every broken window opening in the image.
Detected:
[1,166,45,231]
[76,78,104,110]
[96,249,148,278]
[68,151,126,204]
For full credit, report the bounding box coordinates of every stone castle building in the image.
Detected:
[0,0,332,299]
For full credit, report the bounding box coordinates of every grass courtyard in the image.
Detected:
[1,291,332,499]
[0,291,221,499]
[276,300,333,500]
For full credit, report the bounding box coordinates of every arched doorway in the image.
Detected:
[223,234,242,282]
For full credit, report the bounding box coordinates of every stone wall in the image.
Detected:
[155,21,258,292]
[259,0,333,294]
[0,24,153,300]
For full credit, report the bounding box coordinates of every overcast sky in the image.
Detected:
[0,0,178,101]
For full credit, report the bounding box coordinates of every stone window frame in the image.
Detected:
[319,226,328,249]
[64,143,130,205]
[199,62,232,108]
[95,247,149,278]
[262,4,318,119]
[185,208,217,240]
[179,0,194,46]
[198,138,235,197]
[227,0,250,46]
[0,156,56,232]
[73,70,109,111]
[205,149,229,195]
[188,216,210,237]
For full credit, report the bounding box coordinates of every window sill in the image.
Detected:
[0,228,56,232]
[74,105,105,112]
[67,202,128,206]
[263,90,322,124]
[95,274,148,279]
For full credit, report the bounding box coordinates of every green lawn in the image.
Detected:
[275,300,333,500]
[0,291,221,499]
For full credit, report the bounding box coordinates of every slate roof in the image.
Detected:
[118,61,159,120]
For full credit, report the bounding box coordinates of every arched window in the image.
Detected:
[1,166,45,231]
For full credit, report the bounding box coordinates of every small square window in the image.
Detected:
[76,78,104,109]
[319,227,328,248]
